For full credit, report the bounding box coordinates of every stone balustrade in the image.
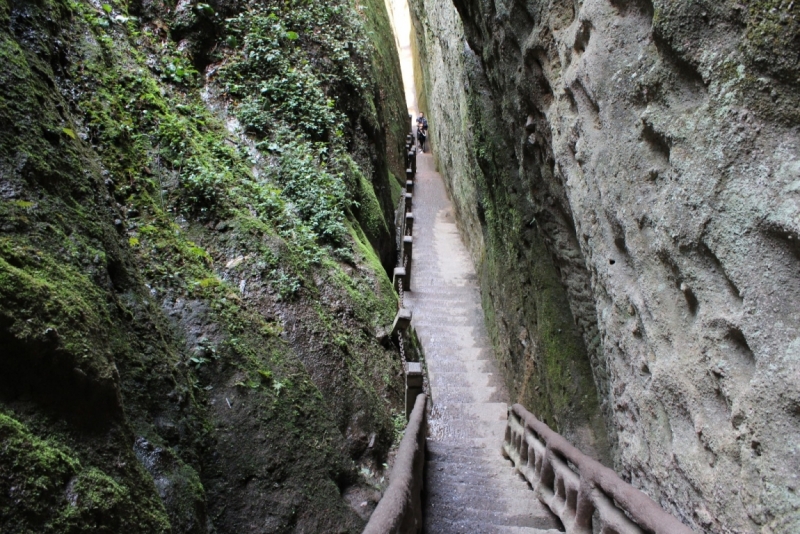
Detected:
[364,129,427,534]
[363,393,427,534]
[504,404,693,534]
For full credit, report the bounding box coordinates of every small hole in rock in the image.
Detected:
[609,259,616,265]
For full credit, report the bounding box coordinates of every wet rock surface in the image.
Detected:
[410,0,800,531]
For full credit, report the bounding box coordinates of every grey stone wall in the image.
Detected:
[410,0,800,531]
[408,0,612,464]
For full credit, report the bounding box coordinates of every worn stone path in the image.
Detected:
[404,153,562,533]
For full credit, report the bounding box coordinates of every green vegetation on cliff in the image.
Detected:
[0,0,408,530]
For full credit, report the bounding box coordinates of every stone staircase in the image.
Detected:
[404,153,562,534]
[425,442,561,533]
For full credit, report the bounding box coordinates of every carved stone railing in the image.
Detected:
[363,393,427,534]
[504,404,693,534]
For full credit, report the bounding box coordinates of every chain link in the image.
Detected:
[397,258,408,368]
[398,328,406,365]
[395,153,412,365]
[397,276,404,310]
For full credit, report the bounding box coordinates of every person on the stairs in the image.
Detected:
[416,112,428,152]
[417,125,427,153]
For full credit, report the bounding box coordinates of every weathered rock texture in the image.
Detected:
[0,0,409,531]
[410,0,612,465]
[410,0,800,531]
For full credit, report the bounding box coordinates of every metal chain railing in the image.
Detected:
[397,327,406,366]
[396,276,406,365]
[394,136,413,379]
[362,127,425,534]
[397,272,405,310]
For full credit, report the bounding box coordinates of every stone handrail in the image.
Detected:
[363,393,427,534]
[504,404,693,534]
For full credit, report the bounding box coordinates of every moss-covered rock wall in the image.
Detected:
[0,0,409,531]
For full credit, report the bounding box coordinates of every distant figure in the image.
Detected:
[416,112,428,152]
[416,112,428,131]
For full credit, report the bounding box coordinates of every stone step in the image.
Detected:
[406,284,478,292]
[414,305,478,314]
[413,313,482,321]
[404,277,478,285]
[424,473,548,500]
[425,358,496,369]
[414,282,478,290]
[407,294,481,304]
[420,360,497,374]
[423,514,563,534]
[426,442,510,464]
[427,423,507,443]
[426,436,505,450]
[423,500,560,529]
[417,336,490,346]
[429,402,507,422]
[424,477,539,503]
[412,154,558,534]
[423,346,489,357]
[421,347,494,358]
[412,330,484,343]
[428,372,497,387]
[406,293,482,302]
[428,386,506,404]
[429,371,505,389]
[404,284,480,294]
[425,448,509,463]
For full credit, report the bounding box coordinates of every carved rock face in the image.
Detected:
[409,0,800,531]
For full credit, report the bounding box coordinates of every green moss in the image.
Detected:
[450,62,607,446]
[347,156,391,245]
[0,413,170,533]
[0,238,114,364]
[0,0,407,529]
[535,263,599,421]
[359,0,410,176]
[388,171,404,208]
[343,220,398,326]
[744,0,797,43]
[652,0,799,123]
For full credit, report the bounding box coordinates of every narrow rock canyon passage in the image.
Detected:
[3,0,799,527]
[404,153,561,533]
[396,0,800,528]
